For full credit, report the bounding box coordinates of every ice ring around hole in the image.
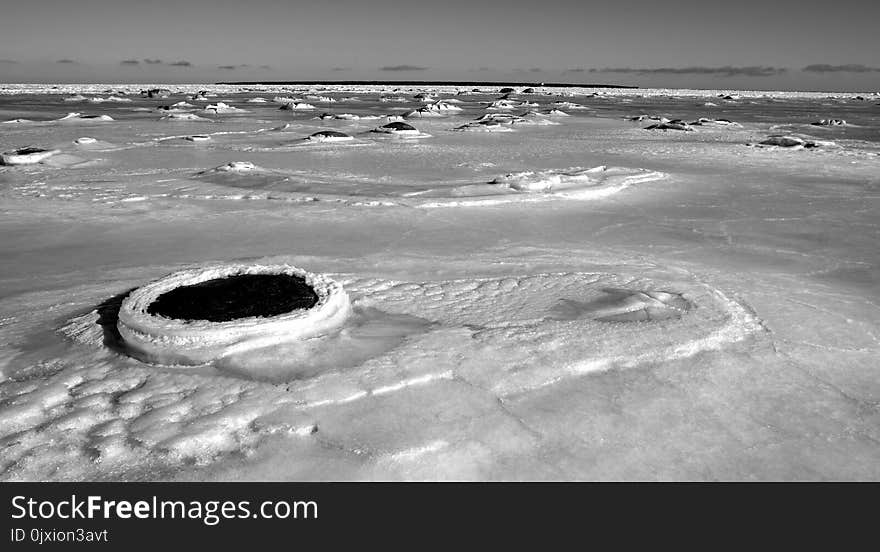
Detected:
[118,264,351,365]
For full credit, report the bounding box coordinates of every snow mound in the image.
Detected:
[192,161,295,190]
[117,264,351,365]
[553,101,588,110]
[459,111,559,129]
[426,101,463,112]
[317,113,373,120]
[370,121,431,137]
[307,130,354,142]
[486,99,519,110]
[279,102,316,110]
[209,161,258,172]
[88,96,131,103]
[749,135,836,149]
[645,120,694,131]
[489,166,663,196]
[404,107,444,118]
[452,121,515,132]
[305,95,336,103]
[57,113,114,122]
[690,117,741,127]
[456,113,556,128]
[511,111,560,125]
[204,102,248,114]
[161,112,211,121]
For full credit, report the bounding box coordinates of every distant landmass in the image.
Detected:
[215,80,638,89]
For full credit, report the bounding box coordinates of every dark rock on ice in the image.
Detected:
[147,88,172,99]
[645,120,693,131]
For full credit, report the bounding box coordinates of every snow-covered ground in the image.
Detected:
[1,85,879,480]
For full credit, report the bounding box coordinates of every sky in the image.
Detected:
[1,0,879,91]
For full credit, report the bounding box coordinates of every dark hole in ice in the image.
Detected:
[13,147,50,155]
[146,274,319,322]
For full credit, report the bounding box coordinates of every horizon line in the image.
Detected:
[214,80,640,89]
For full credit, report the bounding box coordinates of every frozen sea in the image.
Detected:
[1,83,879,481]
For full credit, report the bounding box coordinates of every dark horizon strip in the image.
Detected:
[215,80,639,88]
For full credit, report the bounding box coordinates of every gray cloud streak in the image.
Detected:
[591,65,787,77]
[120,59,140,65]
[169,60,193,67]
[380,65,428,71]
[802,63,880,73]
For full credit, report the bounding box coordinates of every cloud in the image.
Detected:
[259,65,272,70]
[0,59,18,64]
[331,67,350,71]
[143,58,162,64]
[590,66,787,77]
[120,59,140,65]
[169,60,193,67]
[217,65,238,70]
[380,64,427,71]
[563,68,585,73]
[56,59,77,64]
[802,63,880,73]
[529,68,542,73]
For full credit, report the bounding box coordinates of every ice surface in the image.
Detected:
[1,85,879,481]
